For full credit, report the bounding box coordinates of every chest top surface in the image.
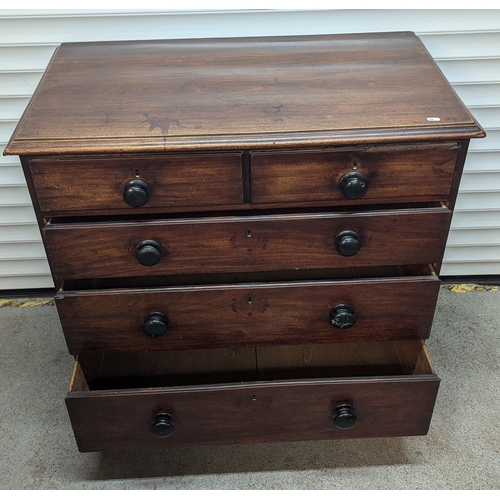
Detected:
[4,31,484,156]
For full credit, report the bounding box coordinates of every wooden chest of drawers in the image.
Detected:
[4,32,484,452]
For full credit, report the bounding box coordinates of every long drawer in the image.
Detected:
[56,265,440,353]
[44,205,452,280]
[29,153,244,213]
[250,143,459,205]
[66,340,440,452]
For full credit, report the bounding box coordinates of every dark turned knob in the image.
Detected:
[136,240,162,266]
[150,413,174,438]
[143,312,169,337]
[340,172,368,200]
[123,179,150,208]
[333,404,357,430]
[335,230,360,257]
[330,304,356,329]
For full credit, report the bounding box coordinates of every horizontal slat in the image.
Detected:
[447,228,500,246]
[0,143,19,164]
[0,274,53,289]
[437,58,500,84]
[0,242,46,260]
[451,210,500,229]
[468,130,500,152]
[0,45,57,71]
[0,258,50,276]
[468,107,500,129]
[0,97,31,120]
[440,261,500,275]
[464,151,500,172]
[0,71,43,97]
[0,121,18,143]
[443,245,500,262]
[454,83,500,107]
[0,164,26,185]
[455,192,500,211]
[0,205,37,225]
[420,32,500,59]
[0,185,32,206]
[460,172,500,192]
[0,224,41,243]
[0,10,500,45]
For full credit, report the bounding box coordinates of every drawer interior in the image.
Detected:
[61,263,436,291]
[72,340,434,392]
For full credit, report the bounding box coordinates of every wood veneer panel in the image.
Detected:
[43,207,452,280]
[251,144,458,205]
[29,154,243,213]
[57,273,440,353]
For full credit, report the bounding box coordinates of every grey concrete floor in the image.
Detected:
[0,285,499,489]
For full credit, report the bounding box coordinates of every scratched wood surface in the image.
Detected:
[43,206,452,280]
[56,271,440,353]
[4,32,483,156]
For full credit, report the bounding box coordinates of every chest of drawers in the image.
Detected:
[4,32,484,452]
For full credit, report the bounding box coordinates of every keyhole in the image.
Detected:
[133,168,141,177]
[352,161,358,170]
[247,295,252,304]
[251,394,257,401]
[246,229,252,238]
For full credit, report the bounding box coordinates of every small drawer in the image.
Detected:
[66,340,440,452]
[250,144,459,205]
[43,205,452,280]
[56,265,440,353]
[29,154,244,214]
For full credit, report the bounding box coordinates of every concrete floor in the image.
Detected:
[0,285,498,489]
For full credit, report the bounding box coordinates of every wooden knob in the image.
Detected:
[150,413,174,438]
[136,240,162,266]
[340,172,367,200]
[330,304,356,329]
[123,179,150,208]
[143,312,169,337]
[333,404,357,429]
[335,230,360,257]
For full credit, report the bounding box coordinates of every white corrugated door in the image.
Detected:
[1,9,499,289]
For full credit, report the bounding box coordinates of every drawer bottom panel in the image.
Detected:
[66,341,439,452]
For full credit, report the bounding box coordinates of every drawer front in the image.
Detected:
[250,144,458,205]
[44,207,452,280]
[66,349,439,452]
[57,275,440,353]
[29,154,244,213]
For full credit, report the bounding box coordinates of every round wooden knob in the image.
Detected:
[123,179,150,208]
[340,172,367,200]
[136,240,162,266]
[333,404,357,429]
[143,312,169,337]
[335,230,360,257]
[330,304,356,329]
[150,413,174,438]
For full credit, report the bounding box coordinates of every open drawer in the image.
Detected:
[57,264,440,353]
[66,340,440,452]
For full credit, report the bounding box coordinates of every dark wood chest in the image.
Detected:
[4,32,485,452]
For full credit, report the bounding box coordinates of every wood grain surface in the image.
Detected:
[43,206,452,280]
[4,32,484,156]
[56,272,440,353]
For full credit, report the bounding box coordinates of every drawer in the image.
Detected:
[44,205,452,280]
[65,340,440,452]
[250,144,459,205]
[56,265,440,353]
[28,154,244,213]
